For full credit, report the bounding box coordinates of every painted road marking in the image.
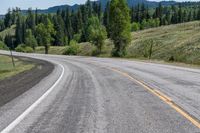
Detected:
[62,58,200,129]
[109,67,200,129]
[1,64,65,133]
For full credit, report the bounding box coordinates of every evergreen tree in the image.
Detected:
[98,3,102,21]
[53,15,66,46]
[130,6,135,23]
[4,34,14,49]
[183,10,188,22]
[171,7,178,24]
[26,8,36,31]
[103,2,110,35]
[188,11,193,21]
[141,3,146,20]
[15,15,23,45]
[86,0,92,18]
[178,4,183,23]
[136,4,141,23]
[35,8,39,25]
[77,8,83,33]
[146,6,151,20]
[22,18,26,45]
[166,10,171,24]
[109,0,131,57]
[197,7,200,20]
[0,20,5,32]
[193,10,197,20]
[4,8,12,28]
[65,8,73,44]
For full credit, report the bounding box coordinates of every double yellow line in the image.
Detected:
[109,67,200,129]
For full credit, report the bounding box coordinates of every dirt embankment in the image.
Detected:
[0,57,54,107]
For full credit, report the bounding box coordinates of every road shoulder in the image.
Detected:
[0,56,54,107]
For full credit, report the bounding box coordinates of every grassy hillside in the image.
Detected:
[127,21,200,65]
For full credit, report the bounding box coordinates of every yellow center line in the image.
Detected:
[87,60,200,128]
[108,67,200,129]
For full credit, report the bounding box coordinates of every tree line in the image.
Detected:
[0,0,200,56]
[130,3,200,30]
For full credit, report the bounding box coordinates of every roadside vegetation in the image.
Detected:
[33,21,200,65]
[0,55,35,80]
[0,0,200,65]
[0,41,9,50]
[127,21,200,65]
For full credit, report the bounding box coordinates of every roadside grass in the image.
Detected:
[35,46,66,55]
[35,40,114,57]
[0,55,35,80]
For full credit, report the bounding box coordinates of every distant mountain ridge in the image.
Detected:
[33,4,79,14]
[25,0,177,14]
[1,0,178,15]
[100,0,177,8]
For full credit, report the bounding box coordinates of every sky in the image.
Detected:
[0,0,87,14]
[0,0,199,14]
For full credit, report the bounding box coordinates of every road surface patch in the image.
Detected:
[109,67,200,129]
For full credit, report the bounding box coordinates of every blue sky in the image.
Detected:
[0,0,87,14]
[0,0,199,14]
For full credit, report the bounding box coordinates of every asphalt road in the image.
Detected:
[0,50,200,133]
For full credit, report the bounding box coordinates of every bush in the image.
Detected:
[99,40,114,57]
[15,44,34,53]
[131,22,140,31]
[73,33,81,43]
[79,40,113,57]
[0,41,9,50]
[169,56,175,62]
[64,40,80,55]
[78,42,95,56]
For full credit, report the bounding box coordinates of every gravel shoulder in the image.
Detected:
[0,56,54,107]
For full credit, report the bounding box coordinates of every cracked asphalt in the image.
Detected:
[0,50,199,133]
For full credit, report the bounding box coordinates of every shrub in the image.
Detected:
[64,40,80,55]
[15,44,33,53]
[24,47,34,53]
[73,33,81,43]
[131,22,140,31]
[0,41,9,50]
[169,56,175,62]
[99,40,114,57]
[78,42,95,56]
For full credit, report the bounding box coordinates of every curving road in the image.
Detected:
[0,50,200,133]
